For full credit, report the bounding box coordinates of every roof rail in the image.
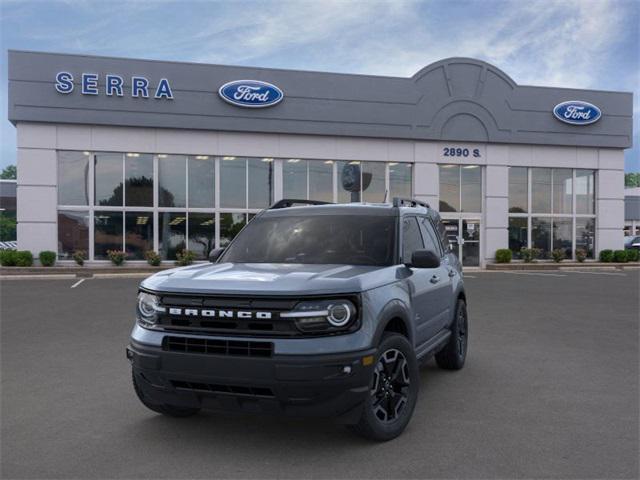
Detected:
[392,197,430,209]
[269,199,333,209]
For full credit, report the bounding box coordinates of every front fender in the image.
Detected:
[370,298,413,348]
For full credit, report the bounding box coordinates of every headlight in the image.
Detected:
[136,292,164,327]
[282,299,358,333]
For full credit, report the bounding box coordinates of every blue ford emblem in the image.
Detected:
[218,80,284,108]
[553,101,601,125]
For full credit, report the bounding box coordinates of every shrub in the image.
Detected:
[551,249,565,263]
[144,250,161,266]
[613,250,628,263]
[575,249,587,263]
[599,249,614,262]
[626,249,639,262]
[107,250,127,266]
[520,248,534,263]
[495,249,512,263]
[39,250,56,267]
[175,249,196,266]
[15,250,34,267]
[73,250,87,266]
[0,249,18,266]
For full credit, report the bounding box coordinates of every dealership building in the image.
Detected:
[7,50,633,267]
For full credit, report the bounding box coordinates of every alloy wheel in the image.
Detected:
[370,348,411,423]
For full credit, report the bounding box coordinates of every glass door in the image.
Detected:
[441,219,460,258]
[441,218,481,267]
[461,219,480,267]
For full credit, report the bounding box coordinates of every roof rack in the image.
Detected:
[392,197,430,209]
[269,199,333,209]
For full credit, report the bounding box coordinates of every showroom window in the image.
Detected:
[508,168,596,259]
[438,165,482,213]
[57,152,411,261]
[283,160,412,203]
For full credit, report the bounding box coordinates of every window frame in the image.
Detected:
[507,167,597,260]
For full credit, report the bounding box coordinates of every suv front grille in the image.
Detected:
[156,295,301,337]
[163,336,273,357]
[171,380,274,398]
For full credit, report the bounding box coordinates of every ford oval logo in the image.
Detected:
[553,100,601,125]
[218,80,284,108]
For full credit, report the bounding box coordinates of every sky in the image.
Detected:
[0,0,638,172]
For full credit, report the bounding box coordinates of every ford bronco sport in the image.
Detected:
[128,197,468,441]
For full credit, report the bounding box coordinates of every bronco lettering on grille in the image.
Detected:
[167,308,272,320]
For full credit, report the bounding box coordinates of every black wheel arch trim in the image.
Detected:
[372,299,413,347]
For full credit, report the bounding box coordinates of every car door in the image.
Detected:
[419,216,454,333]
[401,216,446,347]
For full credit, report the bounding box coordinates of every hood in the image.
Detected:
[140,262,400,295]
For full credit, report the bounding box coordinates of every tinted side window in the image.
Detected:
[419,217,442,255]
[436,219,450,252]
[402,217,424,264]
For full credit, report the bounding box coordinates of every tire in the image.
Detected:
[349,333,419,441]
[435,298,468,370]
[132,370,200,418]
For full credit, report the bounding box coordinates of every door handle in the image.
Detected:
[430,275,440,284]
[448,269,456,277]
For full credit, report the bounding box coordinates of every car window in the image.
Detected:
[419,217,442,256]
[221,214,396,266]
[402,217,424,264]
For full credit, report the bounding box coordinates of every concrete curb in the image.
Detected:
[0,266,172,277]
[486,262,639,271]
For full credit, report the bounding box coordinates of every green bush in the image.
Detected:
[107,250,127,266]
[599,249,614,262]
[551,249,565,263]
[0,249,18,266]
[520,248,533,263]
[39,250,56,267]
[175,249,196,266]
[15,250,34,267]
[626,249,639,262]
[495,249,512,263]
[613,250,628,263]
[73,250,86,266]
[144,250,161,266]
[575,249,587,263]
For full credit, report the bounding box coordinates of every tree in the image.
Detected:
[625,173,640,188]
[1,165,16,179]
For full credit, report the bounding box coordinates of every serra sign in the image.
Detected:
[55,72,174,99]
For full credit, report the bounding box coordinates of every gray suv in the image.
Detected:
[128,198,468,441]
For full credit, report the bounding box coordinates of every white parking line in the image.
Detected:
[70,278,86,288]
[464,275,477,278]
[568,270,626,276]
[499,271,567,277]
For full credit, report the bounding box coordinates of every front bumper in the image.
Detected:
[128,339,376,423]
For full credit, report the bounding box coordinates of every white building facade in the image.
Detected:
[8,52,633,267]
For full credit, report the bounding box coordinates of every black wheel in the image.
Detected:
[349,333,419,441]
[132,371,200,418]
[435,299,468,370]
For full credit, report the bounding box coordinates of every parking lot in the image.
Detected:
[1,270,638,479]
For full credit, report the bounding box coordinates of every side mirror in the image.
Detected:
[208,248,225,263]
[409,249,441,269]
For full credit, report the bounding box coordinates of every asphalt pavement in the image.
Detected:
[1,270,638,479]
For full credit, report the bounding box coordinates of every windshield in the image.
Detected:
[221,214,396,266]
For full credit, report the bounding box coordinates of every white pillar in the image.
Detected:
[16,123,58,256]
[413,141,438,207]
[484,165,509,263]
[596,149,625,253]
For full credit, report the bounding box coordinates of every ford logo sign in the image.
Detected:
[553,100,601,125]
[218,80,283,108]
